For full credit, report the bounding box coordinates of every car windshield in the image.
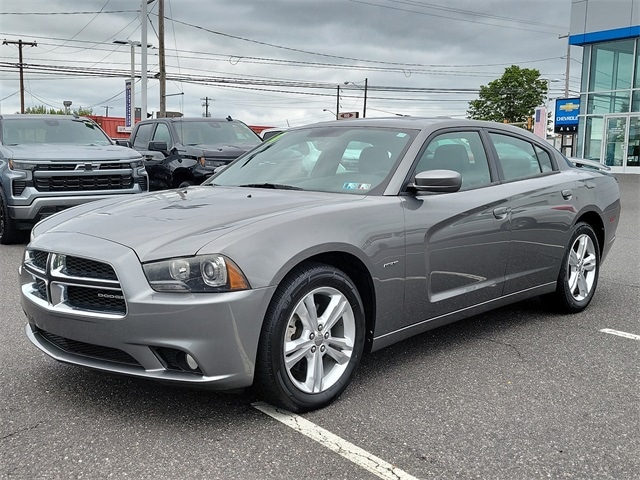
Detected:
[207,126,416,194]
[1,117,112,146]
[174,120,260,146]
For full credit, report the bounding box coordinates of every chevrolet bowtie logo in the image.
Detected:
[559,102,579,112]
[75,163,100,171]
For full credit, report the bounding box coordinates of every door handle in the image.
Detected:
[493,207,509,219]
[561,189,573,200]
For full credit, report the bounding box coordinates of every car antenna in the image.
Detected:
[226,115,233,121]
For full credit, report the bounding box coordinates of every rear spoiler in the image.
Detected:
[569,157,611,171]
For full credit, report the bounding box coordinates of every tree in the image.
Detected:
[21,105,94,116]
[467,65,548,124]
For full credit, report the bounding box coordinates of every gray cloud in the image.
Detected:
[0,0,574,127]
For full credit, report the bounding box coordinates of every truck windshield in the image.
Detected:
[2,118,112,146]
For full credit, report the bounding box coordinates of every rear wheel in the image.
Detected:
[551,222,600,313]
[0,188,22,245]
[254,263,365,412]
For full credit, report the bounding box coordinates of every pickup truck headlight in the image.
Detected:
[8,160,36,171]
[143,254,249,293]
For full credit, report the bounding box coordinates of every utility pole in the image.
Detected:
[158,0,166,118]
[102,106,113,116]
[2,39,37,113]
[335,85,340,119]
[559,34,570,98]
[201,97,212,117]
[141,0,149,120]
[363,77,368,118]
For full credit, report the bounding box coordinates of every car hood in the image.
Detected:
[4,144,142,161]
[34,186,362,261]
[195,143,256,158]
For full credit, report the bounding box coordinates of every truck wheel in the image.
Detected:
[0,188,22,245]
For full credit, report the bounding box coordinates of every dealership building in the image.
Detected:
[570,0,640,173]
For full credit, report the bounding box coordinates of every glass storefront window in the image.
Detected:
[627,117,640,167]
[589,40,634,91]
[583,116,604,161]
[631,90,640,111]
[587,91,631,114]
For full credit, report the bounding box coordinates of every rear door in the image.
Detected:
[485,130,577,294]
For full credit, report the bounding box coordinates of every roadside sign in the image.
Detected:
[554,98,580,134]
[338,112,359,119]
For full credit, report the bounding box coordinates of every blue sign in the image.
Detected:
[555,98,580,133]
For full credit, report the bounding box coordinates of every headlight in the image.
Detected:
[8,160,36,171]
[143,254,249,293]
[130,159,144,168]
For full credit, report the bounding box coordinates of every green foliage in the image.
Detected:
[467,65,548,124]
[21,105,94,116]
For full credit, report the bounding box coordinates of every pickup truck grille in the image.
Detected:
[22,249,126,317]
[31,161,136,192]
[34,174,134,192]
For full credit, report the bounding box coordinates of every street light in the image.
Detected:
[323,108,337,118]
[344,78,368,118]
[113,40,142,128]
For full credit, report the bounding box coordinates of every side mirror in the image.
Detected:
[148,141,168,152]
[410,169,462,193]
[114,139,131,148]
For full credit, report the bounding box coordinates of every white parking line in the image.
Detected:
[253,402,420,480]
[600,328,640,341]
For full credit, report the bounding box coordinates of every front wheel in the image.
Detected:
[254,263,365,412]
[551,222,600,313]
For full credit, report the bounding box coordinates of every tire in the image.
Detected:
[551,222,600,313]
[254,262,366,412]
[0,188,22,245]
[178,180,194,188]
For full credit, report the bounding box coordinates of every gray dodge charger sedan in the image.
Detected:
[19,118,621,412]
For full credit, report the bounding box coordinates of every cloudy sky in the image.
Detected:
[0,0,577,128]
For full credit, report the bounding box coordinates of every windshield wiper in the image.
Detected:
[238,183,304,191]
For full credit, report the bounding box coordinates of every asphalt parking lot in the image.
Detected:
[1,174,638,480]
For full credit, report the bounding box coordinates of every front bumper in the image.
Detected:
[19,232,275,390]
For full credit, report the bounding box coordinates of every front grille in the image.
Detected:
[67,286,125,315]
[35,162,128,171]
[34,175,133,192]
[23,250,126,318]
[38,329,141,366]
[31,250,49,271]
[64,256,118,281]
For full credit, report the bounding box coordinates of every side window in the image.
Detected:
[535,145,554,172]
[132,123,153,149]
[489,133,549,181]
[152,123,172,146]
[415,131,491,189]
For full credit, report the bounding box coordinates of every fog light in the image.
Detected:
[185,353,199,371]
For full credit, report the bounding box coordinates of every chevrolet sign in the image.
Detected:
[554,98,580,134]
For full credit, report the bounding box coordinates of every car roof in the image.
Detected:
[288,117,544,141]
[139,117,241,123]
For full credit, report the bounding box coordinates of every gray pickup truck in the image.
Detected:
[0,114,148,244]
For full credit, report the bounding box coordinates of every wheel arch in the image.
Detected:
[279,251,377,353]
[171,166,195,188]
[574,210,605,257]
